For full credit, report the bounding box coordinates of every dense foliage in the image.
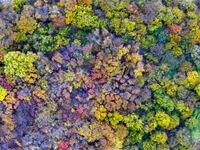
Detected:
[0,0,200,149]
